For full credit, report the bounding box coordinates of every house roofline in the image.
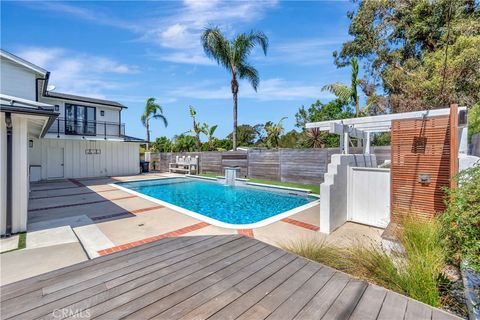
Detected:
[0,105,59,137]
[42,91,127,109]
[0,49,48,75]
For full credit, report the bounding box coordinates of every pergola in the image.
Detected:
[305,106,467,154]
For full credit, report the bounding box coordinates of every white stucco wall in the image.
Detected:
[0,58,38,100]
[29,138,140,179]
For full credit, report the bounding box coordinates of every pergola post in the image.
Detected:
[364,132,371,154]
[343,129,349,154]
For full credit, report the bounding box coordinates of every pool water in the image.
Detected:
[118,178,317,225]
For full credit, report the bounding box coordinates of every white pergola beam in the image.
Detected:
[306,106,466,132]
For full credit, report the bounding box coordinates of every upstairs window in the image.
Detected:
[65,104,96,135]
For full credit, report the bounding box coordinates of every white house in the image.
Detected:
[0,49,143,236]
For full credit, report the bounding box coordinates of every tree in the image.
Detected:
[322,58,361,116]
[278,130,303,148]
[186,106,205,151]
[264,117,287,148]
[227,124,258,146]
[322,58,386,116]
[141,97,167,150]
[295,99,354,128]
[202,27,268,150]
[150,136,173,152]
[334,1,480,112]
[294,99,354,148]
[172,134,196,152]
[204,124,218,151]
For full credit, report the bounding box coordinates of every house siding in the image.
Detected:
[30,137,140,179]
[0,58,38,101]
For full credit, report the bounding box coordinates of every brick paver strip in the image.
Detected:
[281,217,320,231]
[237,229,254,238]
[131,205,165,214]
[28,195,137,212]
[97,222,210,256]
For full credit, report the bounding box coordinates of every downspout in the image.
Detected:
[5,112,12,236]
[35,72,50,103]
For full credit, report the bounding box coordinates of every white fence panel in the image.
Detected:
[347,167,390,228]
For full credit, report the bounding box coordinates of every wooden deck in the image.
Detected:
[0,235,459,320]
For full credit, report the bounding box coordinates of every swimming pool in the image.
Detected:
[115,177,319,228]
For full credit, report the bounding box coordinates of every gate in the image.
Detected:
[348,167,390,228]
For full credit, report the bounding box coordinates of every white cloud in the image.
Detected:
[16,47,139,98]
[264,38,346,66]
[21,1,278,66]
[158,24,196,49]
[152,52,215,65]
[168,78,336,101]
[23,2,141,32]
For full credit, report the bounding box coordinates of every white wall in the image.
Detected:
[32,138,140,179]
[11,116,29,233]
[0,114,30,235]
[0,58,37,100]
[0,113,6,234]
[39,97,121,123]
[320,154,378,234]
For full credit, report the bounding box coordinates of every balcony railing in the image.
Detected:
[47,118,126,139]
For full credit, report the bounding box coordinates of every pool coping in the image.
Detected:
[109,177,320,230]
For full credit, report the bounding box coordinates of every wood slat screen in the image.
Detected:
[390,110,456,222]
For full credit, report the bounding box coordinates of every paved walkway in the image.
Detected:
[1,173,382,285]
[0,235,459,320]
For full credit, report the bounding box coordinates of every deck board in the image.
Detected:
[0,235,460,320]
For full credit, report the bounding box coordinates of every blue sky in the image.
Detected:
[1,0,356,140]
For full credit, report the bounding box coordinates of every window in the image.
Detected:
[100,110,105,116]
[65,104,96,135]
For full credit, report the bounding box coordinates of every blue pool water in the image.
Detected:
[118,178,317,225]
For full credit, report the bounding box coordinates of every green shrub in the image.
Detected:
[440,164,480,272]
[282,218,445,307]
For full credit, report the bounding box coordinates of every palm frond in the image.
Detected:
[237,63,259,91]
[321,83,352,103]
[151,114,168,127]
[209,124,218,136]
[201,27,231,69]
[232,30,268,64]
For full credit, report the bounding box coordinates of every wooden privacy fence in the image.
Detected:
[390,105,458,223]
[150,146,390,185]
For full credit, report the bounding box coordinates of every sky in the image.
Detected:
[1,0,356,140]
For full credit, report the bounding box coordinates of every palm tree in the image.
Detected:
[201,27,268,150]
[264,117,287,148]
[322,58,385,117]
[141,97,167,150]
[204,124,218,151]
[322,58,361,116]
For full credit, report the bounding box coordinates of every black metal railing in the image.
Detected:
[47,118,126,139]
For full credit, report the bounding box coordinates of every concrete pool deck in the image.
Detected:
[0,173,383,285]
